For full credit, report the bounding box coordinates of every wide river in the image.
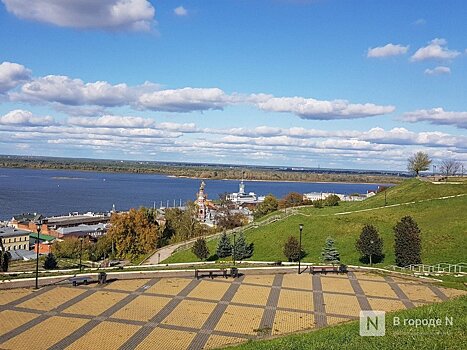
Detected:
[0,168,390,220]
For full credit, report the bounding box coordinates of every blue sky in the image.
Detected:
[0,0,466,170]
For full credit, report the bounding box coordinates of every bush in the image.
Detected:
[192,238,210,261]
[43,252,58,269]
[313,199,324,208]
[394,216,422,267]
[324,194,340,207]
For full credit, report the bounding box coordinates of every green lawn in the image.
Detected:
[164,179,467,265]
[217,296,467,350]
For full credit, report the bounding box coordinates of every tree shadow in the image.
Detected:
[359,254,385,264]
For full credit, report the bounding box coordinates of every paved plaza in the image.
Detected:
[0,271,465,350]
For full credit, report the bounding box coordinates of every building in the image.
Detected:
[0,227,30,251]
[196,181,208,222]
[55,223,108,239]
[227,180,265,205]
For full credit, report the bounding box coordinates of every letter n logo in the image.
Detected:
[360,311,385,336]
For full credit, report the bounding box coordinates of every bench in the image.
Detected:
[69,276,92,286]
[309,265,348,275]
[195,269,228,279]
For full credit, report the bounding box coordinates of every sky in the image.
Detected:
[0,0,466,171]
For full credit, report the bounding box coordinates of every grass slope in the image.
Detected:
[218,296,467,350]
[164,179,467,265]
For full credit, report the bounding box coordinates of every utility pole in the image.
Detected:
[35,219,42,289]
[298,224,303,274]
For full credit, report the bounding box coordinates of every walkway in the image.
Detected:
[0,271,464,350]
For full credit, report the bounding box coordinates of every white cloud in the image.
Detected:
[0,109,56,126]
[367,43,409,58]
[413,18,426,26]
[411,38,460,62]
[402,108,467,129]
[0,61,31,93]
[138,87,232,112]
[68,115,155,128]
[2,0,156,31]
[250,94,395,119]
[174,6,188,16]
[424,66,451,76]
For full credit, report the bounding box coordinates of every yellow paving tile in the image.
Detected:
[272,310,315,335]
[392,277,420,285]
[231,285,270,306]
[17,287,85,311]
[187,280,230,301]
[135,327,196,350]
[1,316,88,350]
[147,278,191,295]
[277,289,313,312]
[204,335,245,349]
[0,310,38,336]
[104,279,151,292]
[398,284,440,303]
[323,293,361,317]
[63,291,127,316]
[0,289,32,305]
[162,300,216,328]
[327,316,353,325]
[358,280,397,298]
[321,276,354,294]
[439,287,467,299]
[242,274,276,286]
[368,297,406,312]
[66,321,140,350]
[215,305,264,335]
[353,272,386,281]
[282,274,312,290]
[112,295,171,322]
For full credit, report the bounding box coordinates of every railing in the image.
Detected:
[385,263,466,275]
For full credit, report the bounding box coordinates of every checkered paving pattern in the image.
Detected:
[0,271,465,350]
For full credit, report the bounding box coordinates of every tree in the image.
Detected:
[53,237,92,260]
[254,194,279,219]
[283,236,301,262]
[394,216,422,267]
[439,160,461,177]
[356,224,384,265]
[321,237,340,264]
[192,238,210,260]
[279,192,304,208]
[43,252,58,269]
[407,151,431,176]
[216,231,232,258]
[216,207,246,230]
[313,199,324,208]
[233,232,254,260]
[0,240,12,272]
[324,194,340,207]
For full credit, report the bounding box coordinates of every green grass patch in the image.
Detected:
[219,296,467,350]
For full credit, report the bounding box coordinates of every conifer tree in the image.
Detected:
[283,236,301,262]
[192,238,210,261]
[394,216,422,267]
[233,232,254,260]
[321,237,340,264]
[0,240,11,272]
[356,224,384,265]
[216,231,232,258]
[43,252,58,270]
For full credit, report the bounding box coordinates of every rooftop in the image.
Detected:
[0,227,31,238]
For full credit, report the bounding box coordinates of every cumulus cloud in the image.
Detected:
[411,38,460,62]
[0,109,56,126]
[424,66,451,76]
[174,6,188,16]
[250,94,395,119]
[0,61,31,93]
[1,0,156,31]
[138,87,232,112]
[68,115,155,128]
[367,43,409,58]
[401,108,467,129]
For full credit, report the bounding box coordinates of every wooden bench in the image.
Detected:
[309,265,347,275]
[69,276,92,286]
[195,269,228,279]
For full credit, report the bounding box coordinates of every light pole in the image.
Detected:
[298,224,303,274]
[384,191,387,206]
[35,219,42,289]
[232,232,236,266]
[79,237,83,272]
[369,240,374,267]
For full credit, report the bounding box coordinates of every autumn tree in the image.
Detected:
[164,202,209,243]
[254,194,279,219]
[407,151,431,176]
[279,192,304,208]
[216,207,246,230]
[53,237,92,260]
[283,236,302,262]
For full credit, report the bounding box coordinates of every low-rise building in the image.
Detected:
[56,223,108,239]
[227,180,265,205]
[0,227,30,251]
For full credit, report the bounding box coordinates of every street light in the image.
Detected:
[369,240,374,267]
[35,219,42,289]
[298,224,303,274]
[232,232,236,266]
[79,237,83,272]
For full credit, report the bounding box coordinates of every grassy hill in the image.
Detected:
[164,179,467,266]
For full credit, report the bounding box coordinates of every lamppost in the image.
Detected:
[35,219,42,289]
[79,237,83,272]
[369,240,374,267]
[298,224,303,274]
[232,232,236,266]
[384,191,387,206]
